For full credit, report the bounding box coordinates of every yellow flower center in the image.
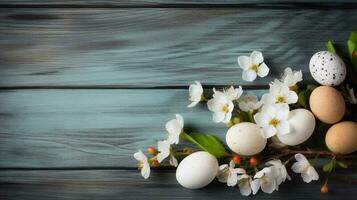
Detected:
[269,118,279,127]
[221,104,229,113]
[251,64,259,72]
[137,162,144,170]
[275,96,286,104]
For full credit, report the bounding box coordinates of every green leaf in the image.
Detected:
[349,31,357,42]
[298,89,312,109]
[323,162,333,173]
[347,40,356,58]
[337,161,348,169]
[180,132,229,158]
[326,40,337,54]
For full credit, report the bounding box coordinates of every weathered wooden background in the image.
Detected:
[0,1,356,199]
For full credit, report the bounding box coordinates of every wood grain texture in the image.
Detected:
[1,169,356,200]
[1,0,357,7]
[0,89,265,168]
[0,8,356,87]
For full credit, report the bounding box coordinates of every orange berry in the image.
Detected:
[354,51,357,57]
[249,157,258,166]
[151,160,159,167]
[147,146,157,155]
[232,155,241,164]
[320,185,328,194]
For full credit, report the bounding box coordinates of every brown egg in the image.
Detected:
[309,86,345,124]
[326,121,357,154]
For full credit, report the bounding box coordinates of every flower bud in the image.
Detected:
[320,185,328,194]
[151,160,159,167]
[249,157,258,166]
[147,146,157,155]
[232,155,241,164]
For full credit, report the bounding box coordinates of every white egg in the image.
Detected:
[226,122,267,156]
[309,51,346,86]
[277,109,315,146]
[176,151,218,189]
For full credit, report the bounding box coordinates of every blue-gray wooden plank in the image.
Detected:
[0,169,356,200]
[0,8,356,87]
[0,89,266,168]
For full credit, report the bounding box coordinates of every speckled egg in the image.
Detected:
[309,51,346,86]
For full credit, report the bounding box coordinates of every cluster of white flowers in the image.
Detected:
[254,67,303,139]
[207,86,243,123]
[134,114,184,179]
[187,81,244,124]
[217,154,318,196]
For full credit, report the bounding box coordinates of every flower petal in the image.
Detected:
[238,56,252,70]
[227,171,238,187]
[250,51,264,64]
[277,120,290,135]
[242,69,257,82]
[301,171,313,183]
[169,154,178,167]
[157,140,170,163]
[176,114,184,128]
[291,162,304,173]
[250,179,260,195]
[261,180,276,193]
[294,153,309,165]
[213,112,226,123]
[257,62,269,77]
[263,126,277,138]
[134,150,147,162]
[187,101,199,108]
[307,166,319,181]
[141,162,150,179]
[286,91,298,104]
[239,180,252,196]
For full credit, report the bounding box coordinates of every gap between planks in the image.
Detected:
[1,3,357,9]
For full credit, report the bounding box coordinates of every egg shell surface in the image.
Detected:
[226,122,267,156]
[176,151,218,189]
[277,109,315,146]
[309,86,345,124]
[309,51,346,86]
[326,121,357,154]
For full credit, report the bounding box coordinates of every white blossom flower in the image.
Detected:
[254,104,290,138]
[238,93,262,112]
[133,150,150,179]
[291,153,319,183]
[216,160,239,186]
[237,168,253,196]
[281,67,303,87]
[251,167,277,194]
[207,87,242,123]
[261,79,298,106]
[188,81,204,108]
[237,51,269,82]
[166,114,184,144]
[223,86,243,101]
[157,140,178,167]
[347,84,357,104]
[266,159,291,190]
